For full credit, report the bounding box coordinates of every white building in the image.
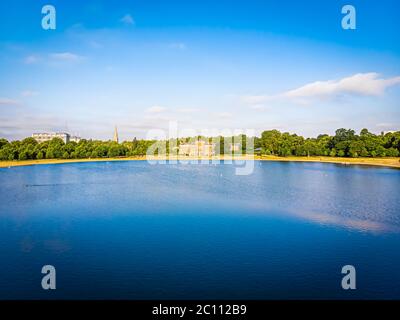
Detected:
[32,132,81,143]
[179,140,215,157]
[69,136,81,143]
[230,143,241,153]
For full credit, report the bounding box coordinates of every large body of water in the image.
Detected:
[0,160,399,299]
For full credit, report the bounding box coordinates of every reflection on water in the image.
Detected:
[0,161,399,299]
[287,208,400,233]
[2,160,399,233]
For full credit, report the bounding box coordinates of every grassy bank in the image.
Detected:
[256,155,400,168]
[1,155,399,169]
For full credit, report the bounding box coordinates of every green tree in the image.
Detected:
[0,138,9,149]
[261,130,282,155]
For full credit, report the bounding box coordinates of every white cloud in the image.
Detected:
[0,98,19,106]
[21,90,39,97]
[23,53,83,66]
[88,40,103,49]
[177,108,199,114]
[145,105,167,113]
[49,52,83,62]
[215,112,233,119]
[285,73,400,98]
[242,73,400,106]
[120,14,135,26]
[376,123,395,129]
[249,104,268,110]
[169,42,187,50]
[24,55,40,64]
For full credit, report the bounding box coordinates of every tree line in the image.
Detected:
[0,128,399,161]
[255,128,400,157]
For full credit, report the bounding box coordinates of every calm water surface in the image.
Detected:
[0,161,399,299]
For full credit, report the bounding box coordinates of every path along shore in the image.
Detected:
[1,156,399,169]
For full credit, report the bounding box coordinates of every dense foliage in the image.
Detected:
[0,138,155,161]
[0,128,399,161]
[255,128,400,157]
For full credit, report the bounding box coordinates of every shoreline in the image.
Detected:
[1,156,399,169]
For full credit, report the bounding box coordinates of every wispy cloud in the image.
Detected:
[215,112,233,119]
[145,105,167,113]
[49,52,84,62]
[284,73,400,98]
[120,14,135,26]
[23,53,84,66]
[21,90,39,97]
[177,108,199,114]
[242,73,400,106]
[169,42,187,50]
[23,55,40,64]
[0,98,20,106]
[376,123,395,129]
[88,40,103,49]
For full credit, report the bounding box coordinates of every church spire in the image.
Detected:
[113,126,119,143]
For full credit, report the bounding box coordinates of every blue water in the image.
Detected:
[0,160,399,299]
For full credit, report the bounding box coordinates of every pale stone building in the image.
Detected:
[230,143,241,153]
[32,132,70,143]
[179,140,215,157]
[69,136,81,143]
[32,132,81,143]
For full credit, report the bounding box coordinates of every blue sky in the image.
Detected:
[0,0,399,140]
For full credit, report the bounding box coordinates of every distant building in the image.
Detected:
[179,140,215,157]
[114,126,119,143]
[32,132,81,143]
[69,136,81,143]
[32,132,70,143]
[230,143,241,153]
